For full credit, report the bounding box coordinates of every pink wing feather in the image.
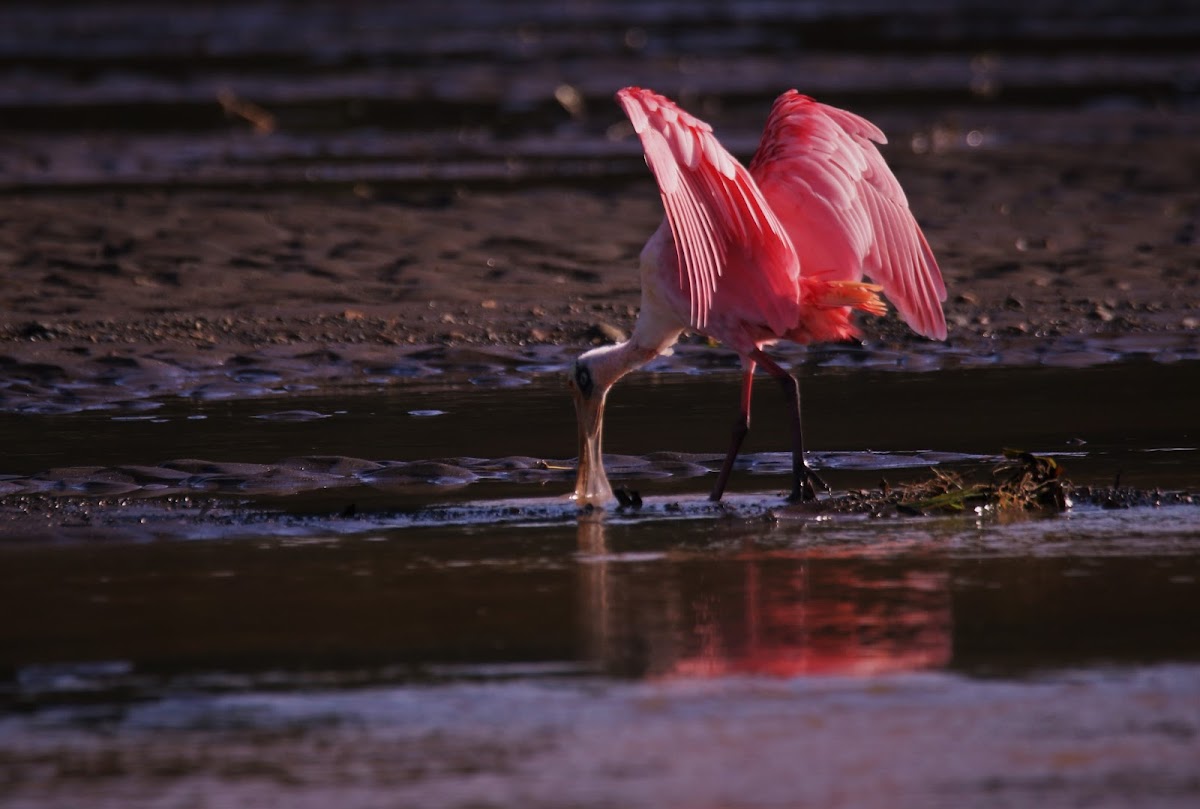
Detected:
[750,91,947,339]
[617,86,799,334]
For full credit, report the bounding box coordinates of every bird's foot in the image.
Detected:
[614,487,643,509]
[788,464,830,503]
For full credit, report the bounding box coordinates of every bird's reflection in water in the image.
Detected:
[576,516,952,679]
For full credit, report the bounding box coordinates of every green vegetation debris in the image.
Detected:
[894,450,1069,515]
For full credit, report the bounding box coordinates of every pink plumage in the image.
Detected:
[749,90,947,340]
[617,85,946,346]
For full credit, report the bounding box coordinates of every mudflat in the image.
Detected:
[3,1,1199,402]
[3,131,1199,399]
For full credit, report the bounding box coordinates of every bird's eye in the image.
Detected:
[574,364,594,397]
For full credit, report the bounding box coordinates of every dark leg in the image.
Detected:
[710,363,756,502]
[749,349,828,502]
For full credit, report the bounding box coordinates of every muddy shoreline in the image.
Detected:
[3,133,1200,407]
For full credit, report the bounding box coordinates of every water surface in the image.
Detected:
[2,359,1199,807]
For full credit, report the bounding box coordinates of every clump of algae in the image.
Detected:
[894,450,1069,515]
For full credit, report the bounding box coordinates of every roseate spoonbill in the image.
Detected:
[569,87,946,506]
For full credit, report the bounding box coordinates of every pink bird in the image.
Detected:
[570,87,947,506]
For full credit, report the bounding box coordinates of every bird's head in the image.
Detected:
[567,332,671,507]
[567,347,621,506]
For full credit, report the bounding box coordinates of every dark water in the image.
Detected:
[2,502,1200,807]
[2,360,1200,807]
[4,511,1200,683]
[2,356,1198,490]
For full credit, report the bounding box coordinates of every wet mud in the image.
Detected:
[2,2,1200,388]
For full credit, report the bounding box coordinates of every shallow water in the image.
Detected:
[2,356,1198,495]
[3,501,1200,808]
[2,359,1199,806]
[4,506,1200,680]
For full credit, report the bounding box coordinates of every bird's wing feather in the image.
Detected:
[750,91,947,339]
[617,86,798,333]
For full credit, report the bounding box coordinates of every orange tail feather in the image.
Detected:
[805,280,888,317]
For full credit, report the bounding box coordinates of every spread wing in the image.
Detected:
[617,86,799,334]
[750,90,947,339]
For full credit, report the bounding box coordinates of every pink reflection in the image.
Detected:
[668,563,952,678]
[578,520,952,678]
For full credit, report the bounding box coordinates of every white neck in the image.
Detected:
[580,301,683,390]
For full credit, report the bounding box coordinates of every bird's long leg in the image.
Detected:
[710,360,756,502]
[749,348,829,502]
